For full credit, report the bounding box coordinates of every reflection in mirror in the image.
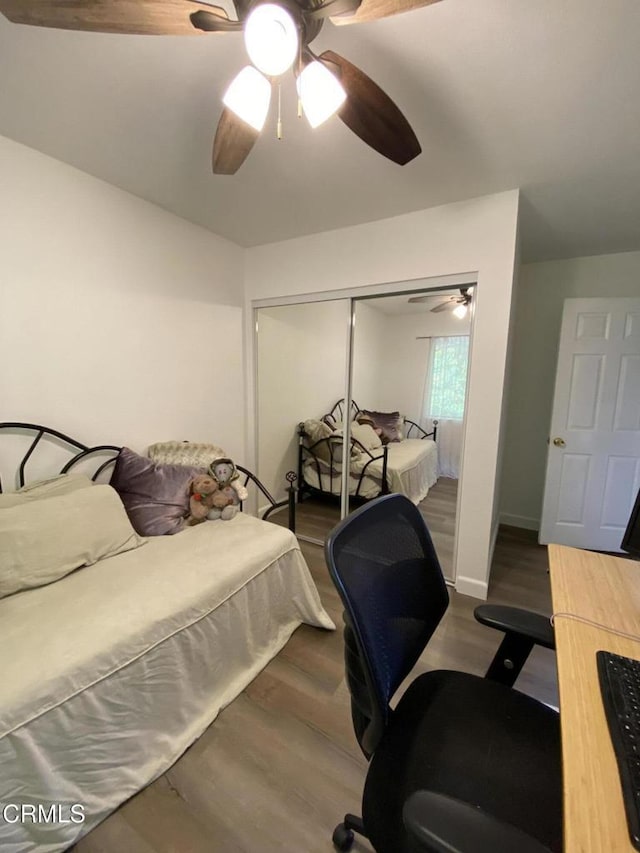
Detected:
[350,288,473,581]
[256,300,349,542]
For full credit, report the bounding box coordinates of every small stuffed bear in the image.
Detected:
[207,458,248,521]
[186,473,218,526]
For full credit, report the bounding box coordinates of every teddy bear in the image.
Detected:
[186,473,218,526]
[207,458,248,521]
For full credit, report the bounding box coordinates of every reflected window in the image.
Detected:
[424,335,469,420]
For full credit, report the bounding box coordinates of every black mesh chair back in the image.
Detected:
[325,493,449,757]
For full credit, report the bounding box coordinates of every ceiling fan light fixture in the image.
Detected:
[453,304,468,319]
[296,61,347,128]
[244,3,299,77]
[223,66,271,131]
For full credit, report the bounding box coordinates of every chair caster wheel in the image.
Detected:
[332,823,355,851]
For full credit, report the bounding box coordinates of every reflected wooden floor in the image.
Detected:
[418,477,457,581]
[285,493,342,542]
[283,478,458,584]
[74,525,556,853]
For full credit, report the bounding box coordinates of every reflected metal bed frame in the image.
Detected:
[297,400,437,504]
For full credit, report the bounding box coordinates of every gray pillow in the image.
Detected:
[360,410,404,444]
[110,447,203,536]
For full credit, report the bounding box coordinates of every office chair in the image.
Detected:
[325,493,561,853]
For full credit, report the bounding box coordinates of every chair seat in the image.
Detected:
[363,669,562,853]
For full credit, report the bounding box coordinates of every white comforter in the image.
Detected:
[0,515,333,851]
[303,438,438,503]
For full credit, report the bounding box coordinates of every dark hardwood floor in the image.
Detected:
[73,524,556,853]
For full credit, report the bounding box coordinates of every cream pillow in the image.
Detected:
[0,473,94,508]
[303,419,334,463]
[148,441,226,467]
[351,422,383,452]
[0,484,144,599]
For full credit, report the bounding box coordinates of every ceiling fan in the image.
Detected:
[0,0,442,174]
[408,287,473,317]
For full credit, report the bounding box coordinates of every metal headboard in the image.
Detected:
[0,422,297,531]
[326,399,361,425]
[0,422,120,493]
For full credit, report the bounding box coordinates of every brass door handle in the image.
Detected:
[552,437,566,448]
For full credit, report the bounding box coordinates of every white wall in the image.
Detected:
[500,250,640,529]
[256,301,350,500]
[245,191,521,599]
[0,136,246,475]
[352,301,388,409]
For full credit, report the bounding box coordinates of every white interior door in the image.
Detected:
[540,298,640,550]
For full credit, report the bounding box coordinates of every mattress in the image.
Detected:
[303,438,438,504]
[0,514,333,852]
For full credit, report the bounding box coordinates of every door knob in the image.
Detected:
[553,437,566,448]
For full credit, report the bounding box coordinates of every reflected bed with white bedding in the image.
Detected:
[298,399,438,505]
[0,423,333,852]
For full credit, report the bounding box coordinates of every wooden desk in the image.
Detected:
[548,544,640,853]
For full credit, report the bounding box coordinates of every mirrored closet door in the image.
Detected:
[255,281,475,583]
[255,299,350,542]
[348,290,473,581]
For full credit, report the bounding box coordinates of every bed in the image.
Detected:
[298,399,438,505]
[0,422,333,852]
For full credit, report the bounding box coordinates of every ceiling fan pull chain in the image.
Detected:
[277,82,283,140]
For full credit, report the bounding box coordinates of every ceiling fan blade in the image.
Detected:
[330,0,441,26]
[306,0,362,21]
[407,295,431,304]
[212,109,259,175]
[0,0,225,35]
[430,301,454,313]
[320,50,420,166]
[190,9,242,32]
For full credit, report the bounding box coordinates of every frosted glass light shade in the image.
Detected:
[244,4,299,77]
[453,304,468,319]
[223,66,271,131]
[297,61,347,128]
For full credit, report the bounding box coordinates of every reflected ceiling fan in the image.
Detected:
[408,287,473,317]
[0,0,442,174]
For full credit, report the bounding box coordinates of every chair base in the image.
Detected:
[332,814,367,851]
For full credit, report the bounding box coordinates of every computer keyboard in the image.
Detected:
[597,650,640,851]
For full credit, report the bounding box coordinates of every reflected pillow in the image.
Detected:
[0,485,143,599]
[360,410,404,444]
[351,422,383,452]
[303,419,334,464]
[110,447,203,536]
[0,473,94,508]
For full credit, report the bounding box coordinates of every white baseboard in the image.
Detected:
[499,512,540,531]
[455,575,488,600]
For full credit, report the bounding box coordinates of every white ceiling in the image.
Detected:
[1,0,639,261]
